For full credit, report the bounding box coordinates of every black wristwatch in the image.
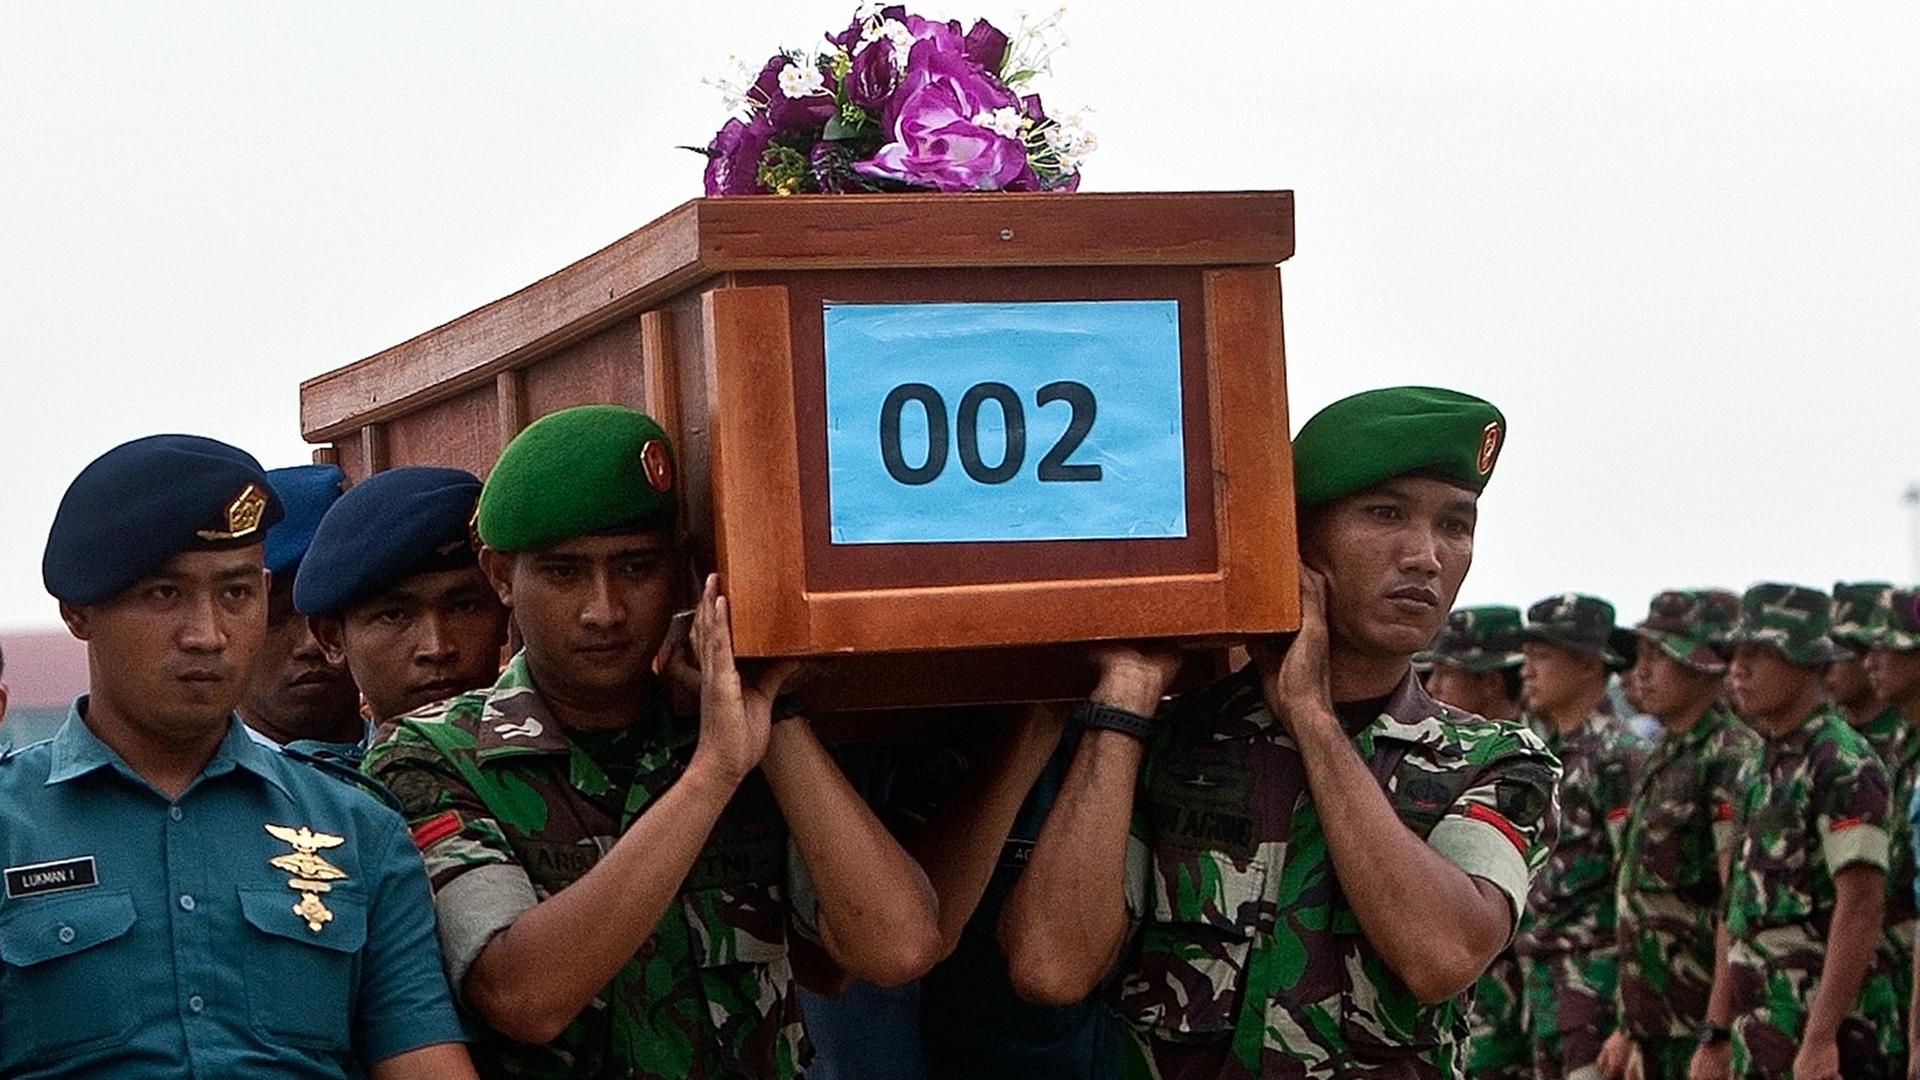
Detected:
[771,695,806,724]
[1073,700,1154,741]
[1694,1023,1731,1046]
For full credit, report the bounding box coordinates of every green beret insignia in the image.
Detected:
[477,405,678,552]
[1292,386,1506,508]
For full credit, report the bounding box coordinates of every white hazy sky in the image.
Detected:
[2,2,1917,635]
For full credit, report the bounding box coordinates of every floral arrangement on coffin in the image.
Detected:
[698,3,1095,195]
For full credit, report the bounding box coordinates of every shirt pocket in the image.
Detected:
[1115,847,1271,1038]
[237,883,368,1051]
[0,889,141,1066]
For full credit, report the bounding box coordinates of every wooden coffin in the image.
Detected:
[300,191,1300,711]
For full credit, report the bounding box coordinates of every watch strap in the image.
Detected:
[1073,700,1154,741]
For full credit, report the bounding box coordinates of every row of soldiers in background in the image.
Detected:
[1430,585,1920,1080]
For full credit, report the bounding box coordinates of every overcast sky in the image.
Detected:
[2,2,1916,635]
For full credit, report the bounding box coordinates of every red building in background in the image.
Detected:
[1,629,87,745]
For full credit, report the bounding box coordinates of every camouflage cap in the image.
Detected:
[1427,605,1525,673]
[1873,587,1920,652]
[1636,589,1737,673]
[1724,582,1849,666]
[1830,581,1895,648]
[1524,593,1624,666]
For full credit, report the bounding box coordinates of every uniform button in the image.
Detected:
[178,894,196,912]
[169,806,183,821]
[188,995,205,1013]
[57,925,75,944]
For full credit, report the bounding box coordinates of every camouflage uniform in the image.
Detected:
[1611,590,1757,1080]
[1423,606,1535,1080]
[363,654,810,1080]
[1516,711,1645,1080]
[1113,666,1560,1079]
[1834,582,1920,1055]
[1517,594,1646,1080]
[1724,704,1897,1078]
[1722,584,1900,1079]
[1614,705,1759,1079]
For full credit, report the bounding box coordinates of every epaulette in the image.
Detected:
[282,744,405,814]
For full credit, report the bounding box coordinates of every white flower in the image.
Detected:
[701,52,763,118]
[777,61,827,100]
[852,0,887,21]
[874,18,914,68]
[972,106,1027,139]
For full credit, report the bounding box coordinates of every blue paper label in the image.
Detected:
[822,300,1187,545]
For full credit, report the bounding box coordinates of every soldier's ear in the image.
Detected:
[477,546,515,608]
[58,600,92,642]
[309,615,348,666]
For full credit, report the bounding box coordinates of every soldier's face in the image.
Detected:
[1300,478,1476,661]
[484,531,678,704]
[320,565,508,722]
[62,547,268,740]
[1634,644,1720,724]
[1728,643,1820,725]
[1426,663,1490,715]
[1823,648,1877,712]
[1519,641,1603,715]
[239,574,359,739]
[1864,647,1920,710]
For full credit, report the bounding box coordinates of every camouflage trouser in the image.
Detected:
[1632,1036,1694,1080]
[1727,955,1902,1079]
[1465,953,1529,1080]
[1521,948,1617,1080]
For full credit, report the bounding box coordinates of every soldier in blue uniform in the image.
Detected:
[0,434,473,1080]
[238,464,364,752]
[294,465,508,742]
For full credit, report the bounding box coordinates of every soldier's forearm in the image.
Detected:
[999,728,1142,1006]
[1292,709,1511,1002]
[1803,866,1884,1043]
[910,706,1065,956]
[463,764,740,1045]
[761,719,941,987]
[1703,920,1734,1026]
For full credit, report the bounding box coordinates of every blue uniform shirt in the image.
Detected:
[0,700,466,1078]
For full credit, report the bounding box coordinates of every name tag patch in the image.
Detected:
[4,856,98,899]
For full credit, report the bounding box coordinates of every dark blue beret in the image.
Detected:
[294,466,483,616]
[45,434,284,606]
[264,465,347,580]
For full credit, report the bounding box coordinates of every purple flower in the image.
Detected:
[747,54,836,134]
[853,37,1028,192]
[962,19,1009,73]
[826,5,905,50]
[703,112,774,196]
[847,39,896,110]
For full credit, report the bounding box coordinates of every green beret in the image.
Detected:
[1292,387,1505,508]
[477,405,678,552]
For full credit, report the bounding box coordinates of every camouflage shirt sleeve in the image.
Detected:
[1816,737,1892,875]
[1424,734,1561,930]
[362,719,540,1000]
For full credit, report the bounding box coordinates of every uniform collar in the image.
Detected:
[46,696,291,799]
[470,653,575,759]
